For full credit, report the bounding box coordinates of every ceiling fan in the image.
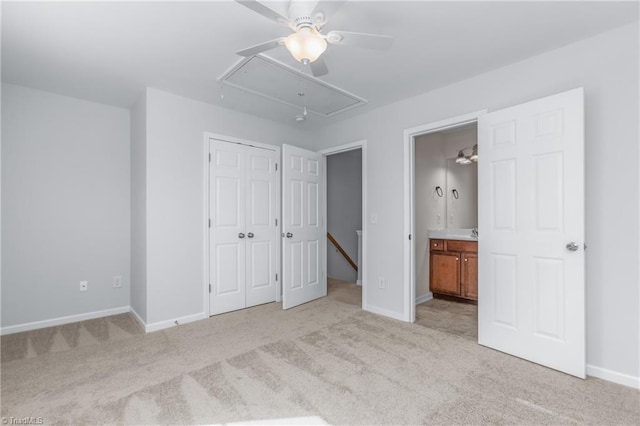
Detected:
[235,0,393,77]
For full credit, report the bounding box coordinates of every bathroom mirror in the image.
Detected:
[445,158,478,228]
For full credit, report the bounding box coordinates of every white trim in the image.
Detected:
[145,312,208,333]
[129,307,147,331]
[318,141,364,155]
[403,110,487,323]
[203,132,282,314]
[203,133,211,317]
[586,364,640,390]
[205,132,280,152]
[364,304,405,322]
[415,293,433,305]
[356,280,362,286]
[320,139,367,310]
[0,306,130,336]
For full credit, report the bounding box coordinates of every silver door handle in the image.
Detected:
[286,232,293,238]
[247,232,254,238]
[238,233,245,239]
[566,242,579,252]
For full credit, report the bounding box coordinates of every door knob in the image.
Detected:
[566,242,579,252]
[247,232,254,238]
[286,232,293,238]
[238,233,245,239]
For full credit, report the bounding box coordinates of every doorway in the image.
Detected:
[413,123,479,341]
[404,88,586,379]
[319,140,367,309]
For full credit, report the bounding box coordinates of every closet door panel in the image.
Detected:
[209,141,246,315]
[245,148,279,307]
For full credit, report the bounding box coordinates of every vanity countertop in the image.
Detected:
[428,229,478,241]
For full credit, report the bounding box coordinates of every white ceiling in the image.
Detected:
[2,1,638,128]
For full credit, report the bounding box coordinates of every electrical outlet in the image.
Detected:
[378,277,386,289]
[79,281,88,292]
[113,276,122,288]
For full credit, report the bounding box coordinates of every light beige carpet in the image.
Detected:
[415,298,478,342]
[2,295,639,424]
[327,278,361,307]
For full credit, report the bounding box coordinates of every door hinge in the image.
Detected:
[409,234,412,240]
[208,219,211,228]
[275,218,278,226]
[275,273,278,282]
[275,163,278,171]
[208,153,211,162]
[209,283,211,293]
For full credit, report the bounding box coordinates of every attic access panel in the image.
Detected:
[218,55,367,117]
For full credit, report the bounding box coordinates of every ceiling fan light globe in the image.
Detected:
[285,27,327,63]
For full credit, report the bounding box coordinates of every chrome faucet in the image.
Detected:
[471,227,478,238]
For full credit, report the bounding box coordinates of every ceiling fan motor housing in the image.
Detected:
[293,16,314,30]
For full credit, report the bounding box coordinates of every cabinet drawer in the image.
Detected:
[430,239,444,251]
[446,240,477,253]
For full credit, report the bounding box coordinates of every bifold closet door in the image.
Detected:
[209,139,278,316]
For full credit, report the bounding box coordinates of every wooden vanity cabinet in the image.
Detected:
[461,253,478,300]
[430,252,460,296]
[429,239,478,302]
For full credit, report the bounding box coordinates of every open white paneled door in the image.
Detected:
[282,144,327,309]
[478,88,585,378]
[209,138,279,316]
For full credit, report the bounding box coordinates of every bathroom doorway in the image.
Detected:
[413,123,479,340]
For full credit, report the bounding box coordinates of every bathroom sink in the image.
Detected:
[427,229,478,241]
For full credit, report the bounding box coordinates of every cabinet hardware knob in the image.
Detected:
[238,233,245,239]
[464,258,468,262]
[247,232,254,238]
[456,257,459,261]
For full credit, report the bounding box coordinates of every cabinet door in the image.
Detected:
[430,252,460,296]
[461,253,478,300]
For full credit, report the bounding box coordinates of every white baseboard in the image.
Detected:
[144,312,208,333]
[356,280,362,286]
[587,364,640,390]
[0,306,130,336]
[416,293,433,305]
[129,307,147,331]
[363,304,406,322]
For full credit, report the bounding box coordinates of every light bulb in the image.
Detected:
[285,27,327,63]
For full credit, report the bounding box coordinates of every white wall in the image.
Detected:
[443,126,478,229]
[327,149,362,282]
[144,88,309,326]
[130,91,147,322]
[1,83,131,328]
[414,133,445,299]
[313,23,640,380]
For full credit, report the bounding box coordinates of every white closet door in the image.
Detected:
[245,147,279,307]
[282,144,327,309]
[209,140,247,315]
[478,88,585,378]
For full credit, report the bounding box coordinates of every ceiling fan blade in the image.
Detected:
[311,0,347,28]
[310,56,329,77]
[326,30,393,50]
[236,0,292,27]
[236,38,286,57]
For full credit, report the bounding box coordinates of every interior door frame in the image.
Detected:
[403,111,487,323]
[318,140,368,310]
[203,132,282,316]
